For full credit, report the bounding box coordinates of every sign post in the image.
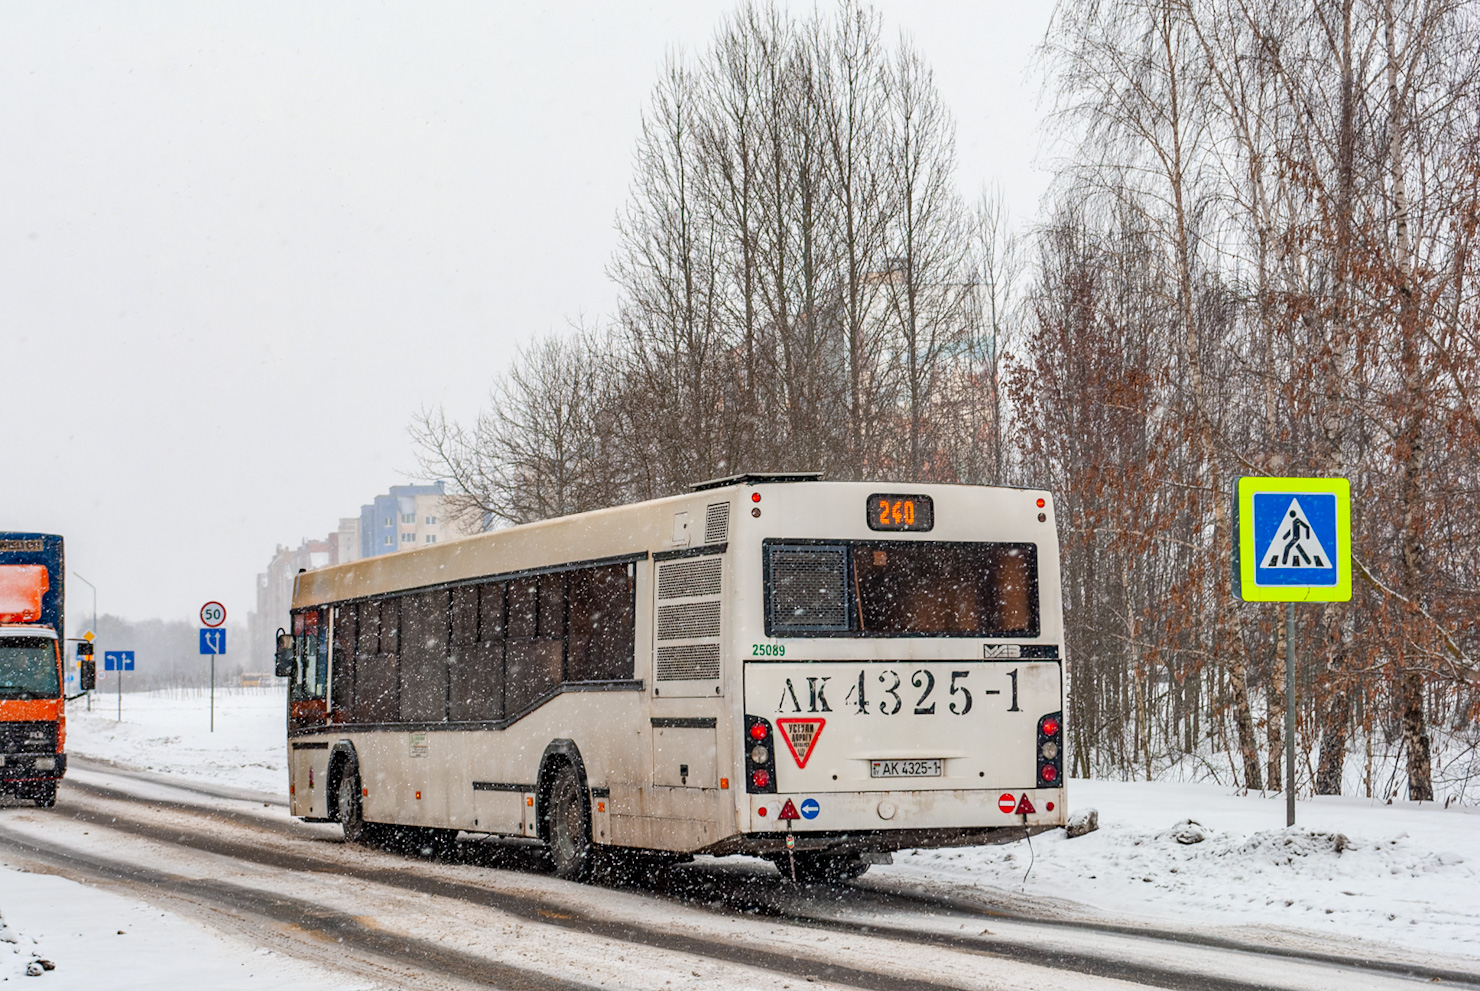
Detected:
[1234,477,1352,827]
[102,650,135,721]
[200,602,226,732]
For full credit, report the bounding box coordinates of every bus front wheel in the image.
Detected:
[545,763,592,881]
[336,758,371,844]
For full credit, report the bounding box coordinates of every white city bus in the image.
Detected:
[280,474,1066,882]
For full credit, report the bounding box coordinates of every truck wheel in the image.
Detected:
[545,763,592,881]
[33,784,57,808]
[336,758,371,844]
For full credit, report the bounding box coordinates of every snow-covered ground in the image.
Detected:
[51,688,1480,972]
[66,687,287,795]
[0,865,368,990]
[884,780,1480,962]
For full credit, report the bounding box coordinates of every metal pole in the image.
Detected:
[117,654,122,721]
[210,653,215,732]
[1286,601,1296,828]
[73,571,97,712]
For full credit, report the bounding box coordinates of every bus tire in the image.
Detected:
[545,762,592,881]
[772,851,870,884]
[336,757,372,845]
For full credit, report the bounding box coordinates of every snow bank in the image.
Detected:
[884,778,1480,961]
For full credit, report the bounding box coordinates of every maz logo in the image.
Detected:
[983,644,1022,659]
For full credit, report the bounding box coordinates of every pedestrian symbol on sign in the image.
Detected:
[1260,498,1330,569]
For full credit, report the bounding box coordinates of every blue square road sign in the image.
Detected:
[103,650,135,671]
[199,628,227,655]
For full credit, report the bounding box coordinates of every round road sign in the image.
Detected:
[998,793,1017,814]
[200,601,227,628]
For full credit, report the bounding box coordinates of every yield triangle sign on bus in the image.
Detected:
[776,718,825,769]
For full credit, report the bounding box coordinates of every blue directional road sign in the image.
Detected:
[1235,477,1351,602]
[103,650,135,671]
[800,798,820,819]
[199,628,227,655]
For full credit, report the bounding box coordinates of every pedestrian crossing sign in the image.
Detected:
[1234,477,1351,602]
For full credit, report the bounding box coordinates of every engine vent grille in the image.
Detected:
[767,545,849,630]
[657,556,722,599]
[657,601,722,641]
[656,644,722,681]
[655,555,724,685]
[704,502,730,543]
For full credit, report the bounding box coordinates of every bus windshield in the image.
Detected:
[0,637,60,698]
[766,540,1039,638]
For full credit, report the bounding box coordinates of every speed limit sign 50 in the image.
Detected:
[200,601,227,628]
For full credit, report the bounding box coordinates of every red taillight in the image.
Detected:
[1041,716,1060,738]
[1036,497,1046,508]
[1041,765,1058,783]
[751,769,770,789]
[750,723,768,740]
[751,492,762,503]
[758,806,768,817]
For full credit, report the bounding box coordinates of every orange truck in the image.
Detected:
[0,533,81,807]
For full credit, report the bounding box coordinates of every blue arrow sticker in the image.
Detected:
[800,798,820,819]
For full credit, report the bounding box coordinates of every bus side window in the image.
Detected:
[400,589,450,723]
[332,604,357,712]
[450,581,504,722]
[567,564,636,682]
[506,577,558,714]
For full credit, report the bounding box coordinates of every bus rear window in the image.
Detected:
[765,540,1038,638]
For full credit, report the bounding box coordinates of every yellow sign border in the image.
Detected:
[1235,477,1352,603]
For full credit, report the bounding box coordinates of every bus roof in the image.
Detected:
[291,480,1053,611]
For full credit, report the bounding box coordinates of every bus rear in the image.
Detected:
[726,482,1065,876]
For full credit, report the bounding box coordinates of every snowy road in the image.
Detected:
[0,761,1474,991]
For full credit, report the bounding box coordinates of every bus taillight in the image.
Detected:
[1037,711,1063,788]
[745,715,777,794]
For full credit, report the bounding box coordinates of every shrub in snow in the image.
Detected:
[1066,807,1099,837]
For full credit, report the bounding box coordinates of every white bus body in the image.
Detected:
[284,477,1066,878]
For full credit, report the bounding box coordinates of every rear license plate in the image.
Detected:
[871,759,942,778]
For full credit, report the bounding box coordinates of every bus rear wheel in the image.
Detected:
[545,763,592,881]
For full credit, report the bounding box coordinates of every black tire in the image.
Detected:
[335,757,372,844]
[544,763,592,881]
[772,851,870,884]
[33,783,57,808]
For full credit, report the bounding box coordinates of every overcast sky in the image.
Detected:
[1,1,1054,628]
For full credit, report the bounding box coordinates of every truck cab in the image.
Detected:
[0,534,69,807]
[0,626,65,805]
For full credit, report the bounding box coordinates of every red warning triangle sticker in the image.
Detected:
[1015,794,1036,815]
[778,798,800,820]
[775,718,825,769]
